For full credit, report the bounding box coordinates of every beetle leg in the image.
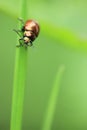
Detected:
[18,18,24,24]
[16,44,21,47]
[16,38,24,47]
[19,38,24,46]
[24,44,28,48]
[13,29,22,37]
[27,41,33,46]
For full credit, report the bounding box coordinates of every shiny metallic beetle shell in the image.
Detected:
[22,20,40,42]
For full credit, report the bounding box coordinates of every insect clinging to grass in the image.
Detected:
[13,18,40,47]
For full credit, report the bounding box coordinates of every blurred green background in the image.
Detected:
[0,0,87,130]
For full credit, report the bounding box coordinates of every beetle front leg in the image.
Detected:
[16,38,24,47]
[27,40,33,46]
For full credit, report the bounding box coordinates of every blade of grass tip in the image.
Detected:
[42,65,65,130]
[10,0,28,130]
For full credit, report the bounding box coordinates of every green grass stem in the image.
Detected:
[42,65,65,130]
[10,48,28,130]
[10,0,28,130]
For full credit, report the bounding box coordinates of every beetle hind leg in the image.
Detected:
[18,18,24,25]
[13,29,22,37]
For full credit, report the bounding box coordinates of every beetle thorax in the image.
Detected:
[24,30,32,37]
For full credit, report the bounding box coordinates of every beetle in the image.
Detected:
[14,18,40,47]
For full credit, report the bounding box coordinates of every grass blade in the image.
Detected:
[10,48,28,130]
[10,0,28,130]
[42,65,65,130]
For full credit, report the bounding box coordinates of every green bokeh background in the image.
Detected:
[0,0,87,130]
